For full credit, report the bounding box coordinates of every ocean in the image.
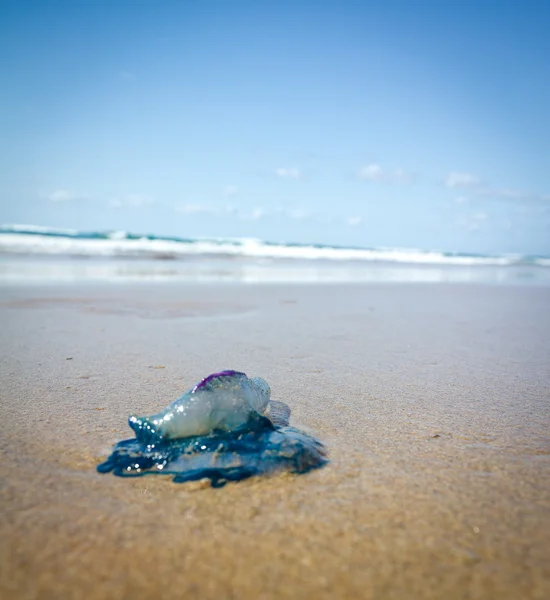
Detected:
[1,224,549,284]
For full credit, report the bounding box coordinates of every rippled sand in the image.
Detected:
[1,283,549,599]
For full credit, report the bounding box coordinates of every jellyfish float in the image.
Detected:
[97,370,327,487]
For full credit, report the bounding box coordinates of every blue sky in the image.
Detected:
[1,0,549,254]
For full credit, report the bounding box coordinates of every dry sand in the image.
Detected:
[1,283,549,599]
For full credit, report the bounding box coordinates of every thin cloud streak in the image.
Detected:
[47,189,79,202]
[445,172,481,188]
[174,203,318,223]
[223,185,239,197]
[276,167,302,180]
[119,70,135,81]
[446,171,550,205]
[347,216,363,227]
[458,211,488,232]
[358,164,414,183]
[111,194,153,208]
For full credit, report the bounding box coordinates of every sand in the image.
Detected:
[1,282,549,599]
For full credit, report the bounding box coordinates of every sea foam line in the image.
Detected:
[0,225,548,267]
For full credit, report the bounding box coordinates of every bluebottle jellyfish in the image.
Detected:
[97,370,327,487]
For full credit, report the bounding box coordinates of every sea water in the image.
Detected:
[1,224,549,285]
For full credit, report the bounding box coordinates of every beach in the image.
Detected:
[1,282,549,599]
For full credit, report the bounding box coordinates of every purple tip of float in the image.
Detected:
[194,370,246,391]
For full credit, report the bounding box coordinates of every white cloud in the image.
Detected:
[469,212,488,231]
[478,187,550,203]
[249,207,265,220]
[393,168,413,183]
[174,203,321,223]
[175,203,245,218]
[459,211,488,232]
[358,164,413,183]
[446,171,550,205]
[247,206,314,221]
[238,207,266,221]
[223,185,239,197]
[47,189,78,202]
[276,167,302,180]
[347,216,363,227]
[358,164,384,182]
[484,188,523,199]
[119,71,135,81]
[285,208,311,221]
[111,194,152,208]
[445,172,481,188]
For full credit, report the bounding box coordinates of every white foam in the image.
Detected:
[1,224,549,268]
[0,232,528,266]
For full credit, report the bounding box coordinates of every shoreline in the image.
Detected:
[2,254,550,286]
[1,282,549,599]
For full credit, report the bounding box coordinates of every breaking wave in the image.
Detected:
[1,224,548,267]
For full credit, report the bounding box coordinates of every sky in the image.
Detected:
[1,0,549,255]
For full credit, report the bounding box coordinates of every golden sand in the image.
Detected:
[1,284,549,599]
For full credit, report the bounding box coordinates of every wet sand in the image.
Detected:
[1,283,549,599]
